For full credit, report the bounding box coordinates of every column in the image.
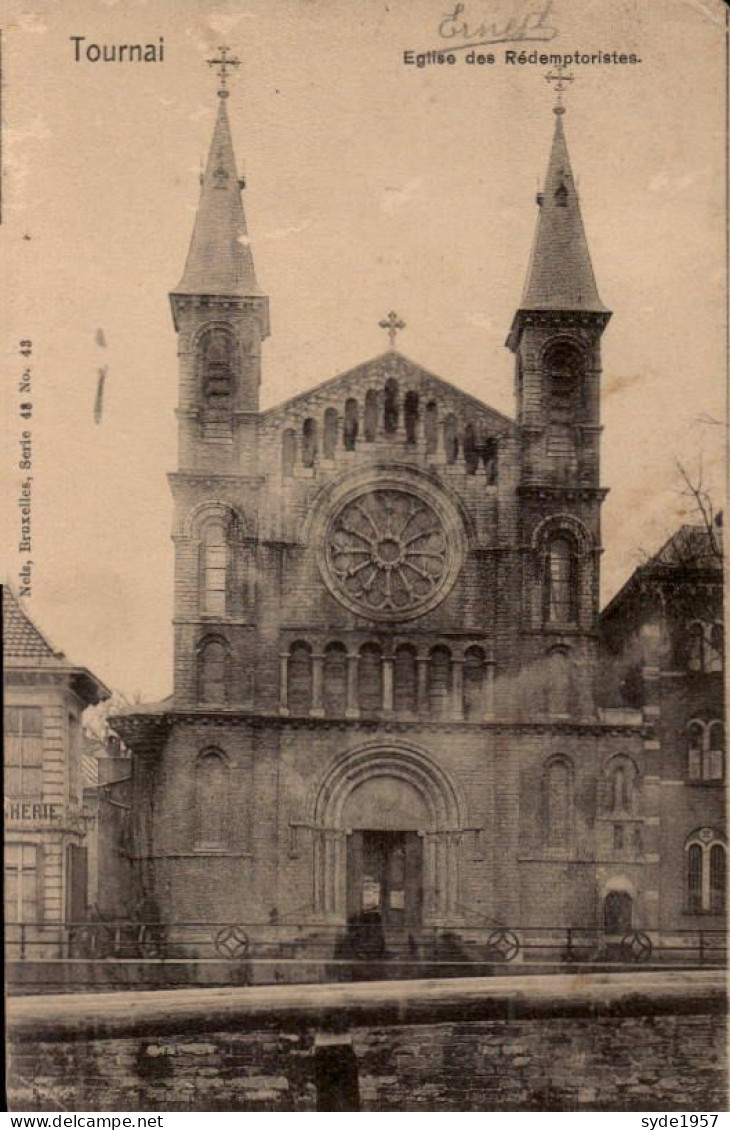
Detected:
[417,654,429,714]
[278,653,289,715]
[382,656,394,715]
[346,652,359,718]
[451,657,464,720]
[311,653,325,717]
[485,660,496,719]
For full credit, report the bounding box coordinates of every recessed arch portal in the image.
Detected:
[310,742,465,923]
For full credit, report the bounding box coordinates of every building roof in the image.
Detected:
[3,586,64,660]
[516,111,607,318]
[3,586,111,705]
[601,523,723,622]
[172,96,263,298]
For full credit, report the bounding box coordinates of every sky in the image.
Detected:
[2,0,726,701]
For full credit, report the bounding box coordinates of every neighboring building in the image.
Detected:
[3,587,110,953]
[600,523,725,938]
[82,733,134,921]
[110,81,720,961]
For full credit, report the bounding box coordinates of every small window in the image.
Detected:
[424,402,438,454]
[708,722,725,780]
[687,622,704,672]
[343,399,359,451]
[710,845,726,912]
[687,843,703,913]
[404,391,419,444]
[323,408,338,458]
[707,622,724,673]
[282,428,296,476]
[464,425,479,475]
[4,844,38,924]
[545,536,577,624]
[482,436,497,484]
[364,390,378,441]
[384,378,399,434]
[4,707,43,797]
[302,418,318,468]
[444,415,459,464]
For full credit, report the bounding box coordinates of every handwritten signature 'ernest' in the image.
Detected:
[437,0,558,50]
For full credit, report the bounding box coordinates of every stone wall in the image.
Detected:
[8,971,726,1112]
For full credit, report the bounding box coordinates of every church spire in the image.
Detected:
[508,88,608,350]
[174,95,262,298]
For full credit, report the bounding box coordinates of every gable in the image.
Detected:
[261,351,516,435]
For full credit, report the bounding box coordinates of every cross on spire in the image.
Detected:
[545,63,574,116]
[207,45,241,99]
[379,311,406,350]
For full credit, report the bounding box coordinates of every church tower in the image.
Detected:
[168,55,268,706]
[507,88,611,717]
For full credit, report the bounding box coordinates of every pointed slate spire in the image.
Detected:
[174,96,262,297]
[518,111,607,315]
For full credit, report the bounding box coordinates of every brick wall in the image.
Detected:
[8,973,726,1112]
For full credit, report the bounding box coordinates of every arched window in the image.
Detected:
[612,766,628,812]
[604,891,633,935]
[482,436,497,484]
[544,757,572,848]
[288,641,313,715]
[394,644,417,714]
[685,831,726,913]
[200,520,228,616]
[404,390,419,443]
[384,378,399,434]
[545,536,577,624]
[323,642,348,717]
[358,643,383,715]
[687,844,703,913]
[302,418,317,468]
[364,389,379,441]
[545,342,581,426]
[198,637,228,704]
[444,415,459,464]
[343,398,359,451]
[708,722,725,780]
[282,429,296,477]
[428,646,452,718]
[546,648,571,715]
[463,646,487,720]
[195,751,228,848]
[425,401,438,454]
[687,622,704,672]
[323,407,338,458]
[710,845,726,912]
[464,425,479,475]
[199,327,236,406]
[707,622,724,673]
[687,720,724,781]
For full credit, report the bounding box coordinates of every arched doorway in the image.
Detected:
[311,743,464,925]
[603,890,633,935]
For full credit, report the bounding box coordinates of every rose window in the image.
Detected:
[324,489,454,618]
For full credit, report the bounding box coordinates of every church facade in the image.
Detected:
[113,86,670,958]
